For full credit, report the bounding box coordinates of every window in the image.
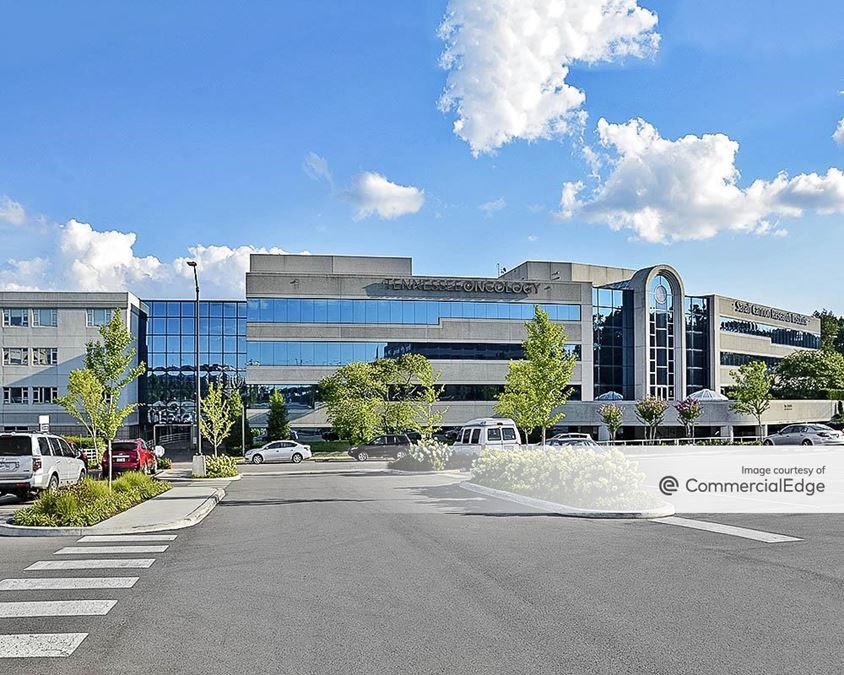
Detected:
[2,308,28,327]
[31,309,58,327]
[720,352,781,369]
[57,438,74,457]
[33,387,58,404]
[470,429,481,444]
[502,428,517,441]
[31,348,58,366]
[487,428,502,441]
[2,387,29,404]
[2,348,28,366]
[86,308,114,326]
[719,316,820,349]
[38,437,52,455]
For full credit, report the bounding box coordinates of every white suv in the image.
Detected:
[0,433,87,501]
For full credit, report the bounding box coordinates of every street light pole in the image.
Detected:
[186,261,201,455]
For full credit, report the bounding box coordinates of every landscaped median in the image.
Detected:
[463,447,674,519]
[12,472,171,527]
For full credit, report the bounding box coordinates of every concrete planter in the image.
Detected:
[191,454,207,477]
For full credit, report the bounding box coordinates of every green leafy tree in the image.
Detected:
[224,389,252,453]
[814,309,843,352]
[200,383,234,456]
[675,397,703,439]
[266,389,291,441]
[634,397,668,442]
[775,349,844,399]
[495,306,577,445]
[57,369,106,454]
[415,359,446,439]
[85,310,145,488]
[728,361,773,437]
[598,403,624,442]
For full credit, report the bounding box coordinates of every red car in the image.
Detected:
[101,439,161,476]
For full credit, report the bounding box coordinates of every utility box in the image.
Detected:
[192,454,207,478]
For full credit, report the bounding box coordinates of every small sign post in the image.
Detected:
[38,415,50,432]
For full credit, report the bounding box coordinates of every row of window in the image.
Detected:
[246,298,582,325]
[720,317,820,349]
[1,308,113,328]
[246,341,581,367]
[146,317,246,338]
[719,352,782,368]
[2,347,58,367]
[145,301,246,319]
[2,386,58,405]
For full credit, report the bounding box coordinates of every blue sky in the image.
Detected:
[1,1,843,311]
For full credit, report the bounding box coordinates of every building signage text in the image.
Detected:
[382,277,540,295]
[734,301,809,326]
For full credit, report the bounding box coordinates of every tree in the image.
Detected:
[57,369,106,454]
[415,359,446,439]
[729,361,773,437]
[675,397,703,439]
[775,349,844,399]
[266,389,291,441]
[225,389,252,453]
[598,403,624,442]
[495,306,577,445]
[200,383,234,456]
[814,309,843,353]
[635,397,668,442]
[85,310,145,488]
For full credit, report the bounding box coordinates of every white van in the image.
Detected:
[451,418,522,458]
[0,433,87,500]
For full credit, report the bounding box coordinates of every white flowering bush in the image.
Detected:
[471,447,662,510]
[408,438,453,471]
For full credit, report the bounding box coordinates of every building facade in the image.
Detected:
[0,255,834,440]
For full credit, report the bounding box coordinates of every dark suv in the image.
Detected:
[348,434,411,462]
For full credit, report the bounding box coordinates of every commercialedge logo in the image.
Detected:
[659,475,826,497]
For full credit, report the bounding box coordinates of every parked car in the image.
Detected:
[0,433,87,500]
[246,440,312,464]
[102,439,165,476]
[763,424,844,446]
[450,418,521,458]
[348,434,412,461]
[549,432,594,442]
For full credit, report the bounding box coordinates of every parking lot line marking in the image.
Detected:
[54,545,169,555]
[78,534,176,542]
[654,516,802,543]
[0,600,117,618]
[26,559,155,571]
[0,633,87,658]
[0,577,139,591]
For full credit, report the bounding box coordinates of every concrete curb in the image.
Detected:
[460,481,675,519]
[387,469,467,477]
[0,487,226,537]
[161,474,242,483]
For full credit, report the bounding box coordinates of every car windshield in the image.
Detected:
[0,437,32,456]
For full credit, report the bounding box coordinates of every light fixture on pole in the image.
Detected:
[186,260,201,454]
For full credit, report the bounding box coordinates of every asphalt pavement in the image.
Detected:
[1,465,842,674]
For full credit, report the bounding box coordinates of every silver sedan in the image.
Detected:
[245,441,312,464]
[763,424,844,446]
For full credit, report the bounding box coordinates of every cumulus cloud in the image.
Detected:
[0,215,301,297]
[834,118,844,146]
[0,196,26,227]
[479,197,507,215]
[560,117,844,243]
[438,0,659,155]
[346,172,425,220]
[302,151,333,186]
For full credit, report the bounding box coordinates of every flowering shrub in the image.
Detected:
[635,396,669,441]
[675,397,703,437]
[407,438,453,471]
[598,403,624,440]
[471,447,662,510]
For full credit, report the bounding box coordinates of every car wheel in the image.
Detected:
[356,451,368,462]
[291,453,303,464]
[763,439,774,446]
[251,454,264,464]
[802,439,813,446]
[395,450,407,460]
[47,474,60,492]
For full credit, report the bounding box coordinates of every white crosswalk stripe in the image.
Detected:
[78,534,177,542]
[0,577,139,591]
[55,545,169,555]
[27,559,155,571]
[0,600,117,618]
[0,633,88,658]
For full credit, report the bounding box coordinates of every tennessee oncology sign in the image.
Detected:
[382,277,540,294]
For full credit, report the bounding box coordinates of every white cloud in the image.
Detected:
[527,234,538,241]
[0,215,302,297]
[438,0,659,155]
[302,151,333,186]
[834,118,844,146]
[479,197,507,215]
[0,196,26,227]
[560,117,844,243]
[346,172,424,220]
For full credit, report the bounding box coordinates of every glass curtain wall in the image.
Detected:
[648,275,676,400]
[592,288,634,399]
[685,297,710,395]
